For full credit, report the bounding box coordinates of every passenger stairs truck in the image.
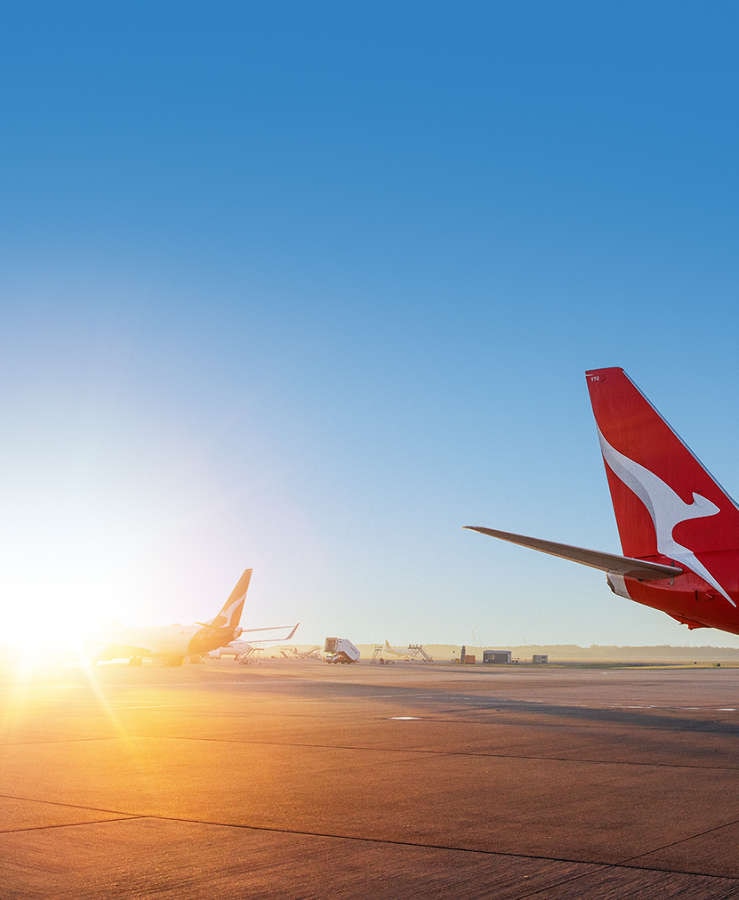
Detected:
[324,637,360,664]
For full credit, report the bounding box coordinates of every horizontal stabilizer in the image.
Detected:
[464,526,682,581]
[240,622,300,642]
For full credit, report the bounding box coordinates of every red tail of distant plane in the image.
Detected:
[189,568,253,655]
[207,568,252,631]
[466,368,739,636]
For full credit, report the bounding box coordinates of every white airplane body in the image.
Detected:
[96,568,253,666]
[210,639,255,660]
[101,623,208,663]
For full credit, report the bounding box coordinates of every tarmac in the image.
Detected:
[1,658,737,897]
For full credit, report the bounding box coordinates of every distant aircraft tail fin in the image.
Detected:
[585,368,739,563]
[208,568,252,629]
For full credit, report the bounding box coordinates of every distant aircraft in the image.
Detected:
[466,367,739,637]
[279,645,322,660]
[210,623,300,664]
[382,640,433,661]
[96,568,254,665]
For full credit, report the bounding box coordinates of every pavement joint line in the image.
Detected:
[433,709,739,733]
[1,793,736,883]
[0,737,131,747]
[517,862,738,898]
[0,816,142,835]
[130,734,739,772]
[106,705,736,725]
[617,815,739,867]
[0,792,140,819]
[384,712,739,735]
[83,812,739,883]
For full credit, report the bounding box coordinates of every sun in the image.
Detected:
[1,580,114,676]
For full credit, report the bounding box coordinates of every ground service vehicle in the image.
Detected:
[324,637,360,663]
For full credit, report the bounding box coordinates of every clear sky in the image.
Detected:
[3,3,739,649]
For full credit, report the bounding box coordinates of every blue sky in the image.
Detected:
[3,3,739,648]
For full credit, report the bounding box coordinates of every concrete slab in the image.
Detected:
[0,817,601,898]
[6,818,739,899]
[0,661,737,895]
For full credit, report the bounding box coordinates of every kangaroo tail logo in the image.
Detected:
[598,429,735,607]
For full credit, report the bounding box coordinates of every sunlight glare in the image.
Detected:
[1,579,116,674]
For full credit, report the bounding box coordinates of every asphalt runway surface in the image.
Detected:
[1,659,737,897]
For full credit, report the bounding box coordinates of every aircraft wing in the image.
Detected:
[464,526,683,581]
[239,623,300,643]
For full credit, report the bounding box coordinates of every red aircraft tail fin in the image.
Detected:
[208,568,252,629]
[466,369,739,634]
[585,367,739,569]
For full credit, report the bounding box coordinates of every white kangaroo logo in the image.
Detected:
[210,594,245,627]
[598,429,736,607]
